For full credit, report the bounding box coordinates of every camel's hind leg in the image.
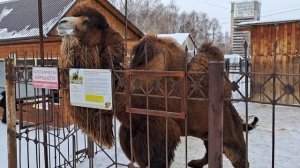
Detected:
[188,140,208,168]
[223,141,247,168]
[223,103,247,168]
[119,124,132,161]
[119,118,181,168]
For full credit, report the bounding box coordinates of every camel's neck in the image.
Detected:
[60,29,125,71]
[97,28,125,71]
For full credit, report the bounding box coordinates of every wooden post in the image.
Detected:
[208,61,224,168]
[5,58,17,168]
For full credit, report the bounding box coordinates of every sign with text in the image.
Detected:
[69,68,112,110]
[32,67,59,89]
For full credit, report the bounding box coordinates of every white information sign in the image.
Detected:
[32,67,59,89]
[69,68,113,110]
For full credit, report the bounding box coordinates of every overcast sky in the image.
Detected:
[161,0,300,33]
[1,0,300,33]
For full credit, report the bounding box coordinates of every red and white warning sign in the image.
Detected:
[32,67,59,89]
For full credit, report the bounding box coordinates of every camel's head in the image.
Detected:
[57,2,109,46]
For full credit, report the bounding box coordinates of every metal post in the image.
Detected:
[37,0,45,64]
[208,61,224,168]
[271,25,279,168]
[72,135,76,168]
[185,46,188,168]
[244,40,249,168]
[88,138,94,168]
[37,0,49,167]
[5,58,17,168]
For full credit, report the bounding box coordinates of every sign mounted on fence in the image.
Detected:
[32,67,59,89]
[69,68,112,110]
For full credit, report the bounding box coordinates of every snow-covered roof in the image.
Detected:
[158,33,190,45]
[224,54,242,63]
[224,54,242,59]
[0,0,76,41]
[239,17,300,26]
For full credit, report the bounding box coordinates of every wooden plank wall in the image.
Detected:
[251,22,300,105]
[0,40,61,59]
[0,39,139,63]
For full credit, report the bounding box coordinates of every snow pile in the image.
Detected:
[0,26,39,39]
[0,7,12,22]
[0,0,75,40]
[240,15,300,26]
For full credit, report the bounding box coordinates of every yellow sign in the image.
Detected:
[85,95,104,103]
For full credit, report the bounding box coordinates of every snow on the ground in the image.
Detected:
[1,102,299,168]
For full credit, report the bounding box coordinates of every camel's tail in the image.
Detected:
[225,102,258,132]
[243,116,259,132]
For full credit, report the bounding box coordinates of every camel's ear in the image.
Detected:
[90,0,109,29]
[98,17,109,29]
[95,13,109,29]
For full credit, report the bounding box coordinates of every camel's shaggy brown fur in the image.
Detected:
[59,1,124,147]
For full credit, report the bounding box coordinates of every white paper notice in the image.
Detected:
[69,69,112,110]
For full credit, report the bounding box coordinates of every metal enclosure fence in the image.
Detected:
[2,0,300,168]
[6,41,300,168]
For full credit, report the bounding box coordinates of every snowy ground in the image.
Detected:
[0,102,299,168]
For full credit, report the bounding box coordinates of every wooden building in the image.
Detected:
[239,18,300,105]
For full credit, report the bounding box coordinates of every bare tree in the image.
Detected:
[224,31,231,54]
[210,18,221,42]
[107,0,227,48]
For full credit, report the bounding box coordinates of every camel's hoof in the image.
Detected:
[188,159,207,168]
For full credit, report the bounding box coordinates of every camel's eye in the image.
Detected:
[73,13,82,17]
[83,17,92,27]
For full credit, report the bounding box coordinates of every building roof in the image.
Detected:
[239,17,300,27]
[157,33,197,49]
[158,33,190,45]
[0,0,76,41]
[0,0,144,42]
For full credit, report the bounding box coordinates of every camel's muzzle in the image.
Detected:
[57,17,78,36]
